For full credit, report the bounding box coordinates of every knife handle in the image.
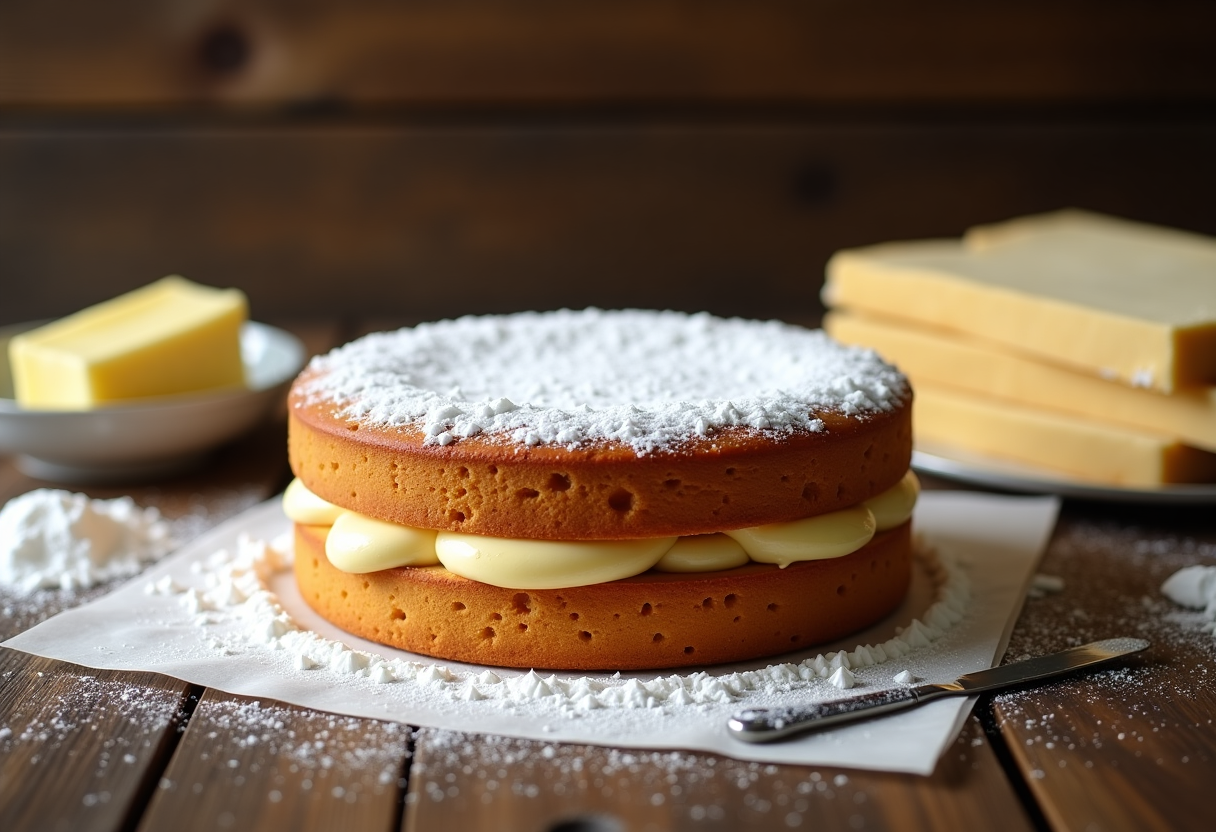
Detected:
[727,685,947,743]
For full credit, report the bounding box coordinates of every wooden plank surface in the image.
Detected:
[4,319,1216,831]
[0,649,196,832]
[3,121,1215,327]
[993,502,1216,832]
[405,718,1033,832]
[138,689,410,832]
[2,1,1214,107]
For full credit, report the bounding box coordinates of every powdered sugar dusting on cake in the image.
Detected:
[301,310,908,454]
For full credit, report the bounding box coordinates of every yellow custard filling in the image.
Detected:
[434,533,678,590]
[326,513,439,573]
[283,471,919,589]
[652,534,750,573]
[723,505,877,569]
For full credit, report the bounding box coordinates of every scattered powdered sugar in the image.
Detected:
[152,698,409,807]
[1004,519,1216,662]
[991,662,1211,784]
[408,724,993,824]
[299,309,908,454]
[989,519,1216,791]
[0,671,191,787]
[408,726,986,822]
[1162,565,1216,635]
[146,531,970,714]
[0,489,175,594]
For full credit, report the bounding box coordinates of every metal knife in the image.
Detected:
[727,637,1149,743]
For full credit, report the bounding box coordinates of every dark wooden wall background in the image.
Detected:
[2,0,1215,328]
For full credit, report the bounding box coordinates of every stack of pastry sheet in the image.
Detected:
[822,209,1216,487]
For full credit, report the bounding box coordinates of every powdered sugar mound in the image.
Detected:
[300,309,908,455]
[0,489,175,593]
[828,666,856,689]
[156,533,969,711]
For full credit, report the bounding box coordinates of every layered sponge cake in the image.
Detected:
[285,309,916,670]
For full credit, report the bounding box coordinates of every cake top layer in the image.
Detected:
[298,309,908,455]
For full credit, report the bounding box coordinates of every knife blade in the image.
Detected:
[727,637,1149,743]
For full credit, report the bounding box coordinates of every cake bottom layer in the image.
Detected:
[294,522,912,671]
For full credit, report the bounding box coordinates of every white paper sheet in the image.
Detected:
[4,491,1058,775]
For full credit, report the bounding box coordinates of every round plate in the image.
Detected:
[0,321,306,482]
[913,442,1216,504]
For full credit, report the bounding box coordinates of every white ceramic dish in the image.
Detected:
[0,321,306,482]
[913,441,1216,505]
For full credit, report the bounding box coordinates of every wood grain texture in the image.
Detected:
[137,688,410,832]
[994,502,1216,832]
[3,121,1214,327]
[404,718,1032,832]
[1,1,1214,107]
[6,314,1216,831]
[0,649,195,832]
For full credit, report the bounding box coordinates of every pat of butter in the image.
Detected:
[824,210,1216,392]
[9,276,248,409]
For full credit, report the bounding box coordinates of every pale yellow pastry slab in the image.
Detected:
[824,209,1216,392]
[912,382,1216,487]
[825,310,1216,454]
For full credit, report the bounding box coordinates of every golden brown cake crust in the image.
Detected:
[288,378,912,540]
[294,521,913,671]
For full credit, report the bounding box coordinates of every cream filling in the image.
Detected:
[283,470,919,589]
[863,468,921,531]
[283,478,345,526]
[434,533,677,590]
[723,505,877,569]
[326,512,439,574]
[652,534,750,573]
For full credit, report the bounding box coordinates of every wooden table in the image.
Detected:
[2,322,1214,832]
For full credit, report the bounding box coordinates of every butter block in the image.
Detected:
[9,276,248,409]
[825,311,1216,453]
[913,382,1216,487]
[824,210,1216,392]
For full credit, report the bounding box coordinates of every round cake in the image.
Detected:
[286,309,915,670]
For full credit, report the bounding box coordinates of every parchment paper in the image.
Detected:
[4,491,1059,774]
